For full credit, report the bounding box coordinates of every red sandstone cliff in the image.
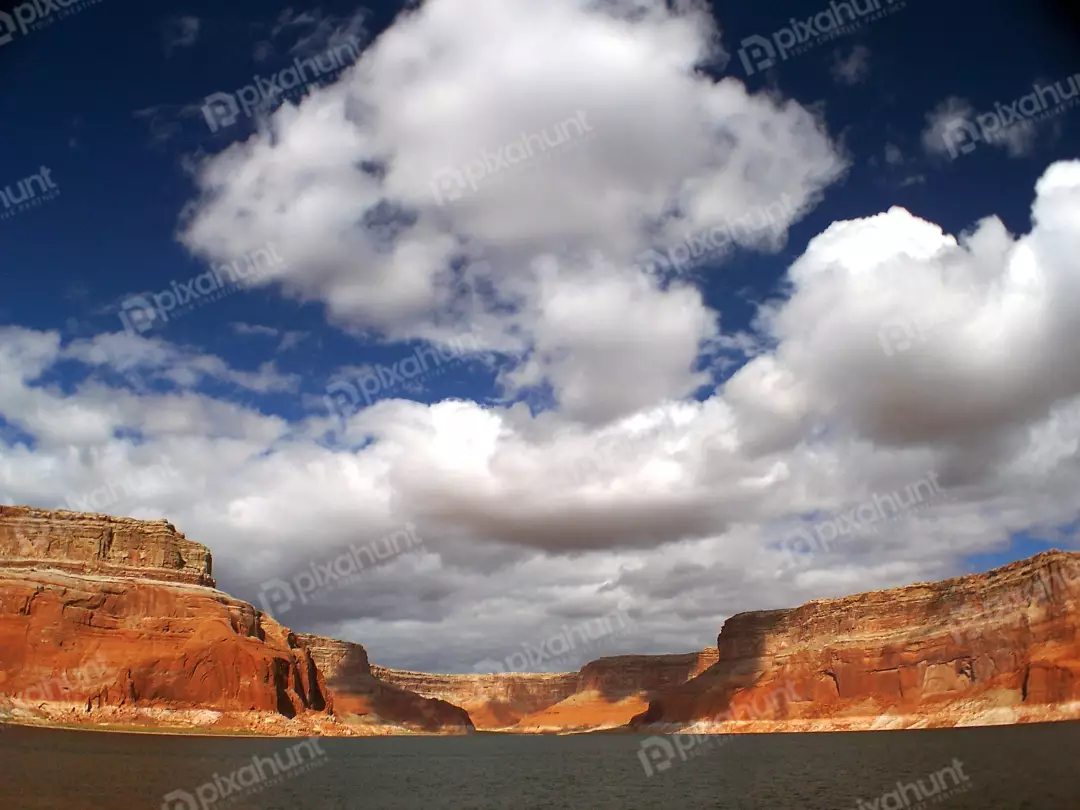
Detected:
[370,650,718,730]
[0,506,334,734]
[296,636,473,733]
[370,667,579,728]
[6,504,1079,737]
[0,505,214,587]
[0,506,461,735]
[630,550,1080,733]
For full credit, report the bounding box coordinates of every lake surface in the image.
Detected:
[2,723,1079,809]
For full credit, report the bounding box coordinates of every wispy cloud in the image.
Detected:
[230,322,310,352]
[162,14,201,56]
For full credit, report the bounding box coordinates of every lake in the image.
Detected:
[2,722,1079,809]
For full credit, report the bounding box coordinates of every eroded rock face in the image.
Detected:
[370,650,719,730]
[578,650,719,698]
[0,566,327,723]
[631,551,1080,733]
[370,667,580,728]
[0,506,455,735]
[0,505,213,587]
[296,636,474,733]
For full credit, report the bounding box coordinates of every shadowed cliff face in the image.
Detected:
[0,506,456,735]
[0,566,326,721]
[631,551,1080,732]
[0,506,325,730]
[370,650,719,730]
[295,636,474,733]
[5,504,1079,736]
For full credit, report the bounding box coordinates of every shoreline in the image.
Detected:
[6,715,1080,739]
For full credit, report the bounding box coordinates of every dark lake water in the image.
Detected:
[2,722,1079,809]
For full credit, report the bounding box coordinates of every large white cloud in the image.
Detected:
[178,0,845,424]
[7,0,1080,671]
[6,162,1080,670]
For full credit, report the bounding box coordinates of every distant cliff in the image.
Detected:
[369,667,579,728]
[5,504,1079,737]
[371,650,718,730]
[296,636,474,733]
[631,551,1080,732]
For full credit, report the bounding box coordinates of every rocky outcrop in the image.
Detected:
[631,550,1080,733]
[0,505,213,587]
[295,636,473,733]
[7,504,1080,737]
[370,667,579,728]
[370,650,718,730]
[577,650,719,698]
[0,506,458,735]
[0,565,331,733]
[509,650,719,732]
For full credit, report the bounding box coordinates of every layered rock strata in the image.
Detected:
[5,504,1080,736]
[631,550,1080,733]
[371,649,719,730]
[0,505,214,586]
[370,667,579,728]
[0,506,460,734]
[296,636,473,733]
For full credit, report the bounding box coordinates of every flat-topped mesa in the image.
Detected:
[0,505,213,587]
[296,635,474,733]
[369,666,580,728]
[718,549,1080,657]
[371,667,581,705]
[369,650,719,730]
[297,634,373,679]
[577,649,719,699]
[632,550,1080,732]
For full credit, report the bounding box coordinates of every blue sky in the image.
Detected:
[2,0,1080,671]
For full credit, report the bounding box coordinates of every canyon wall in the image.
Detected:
[631,550,1080,733]
[0,506,462,735]
[296,635,473,733]
[6,504,1079,737]
[0,505,214,586]
[370,649,719,730]
[370,666,579,728]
